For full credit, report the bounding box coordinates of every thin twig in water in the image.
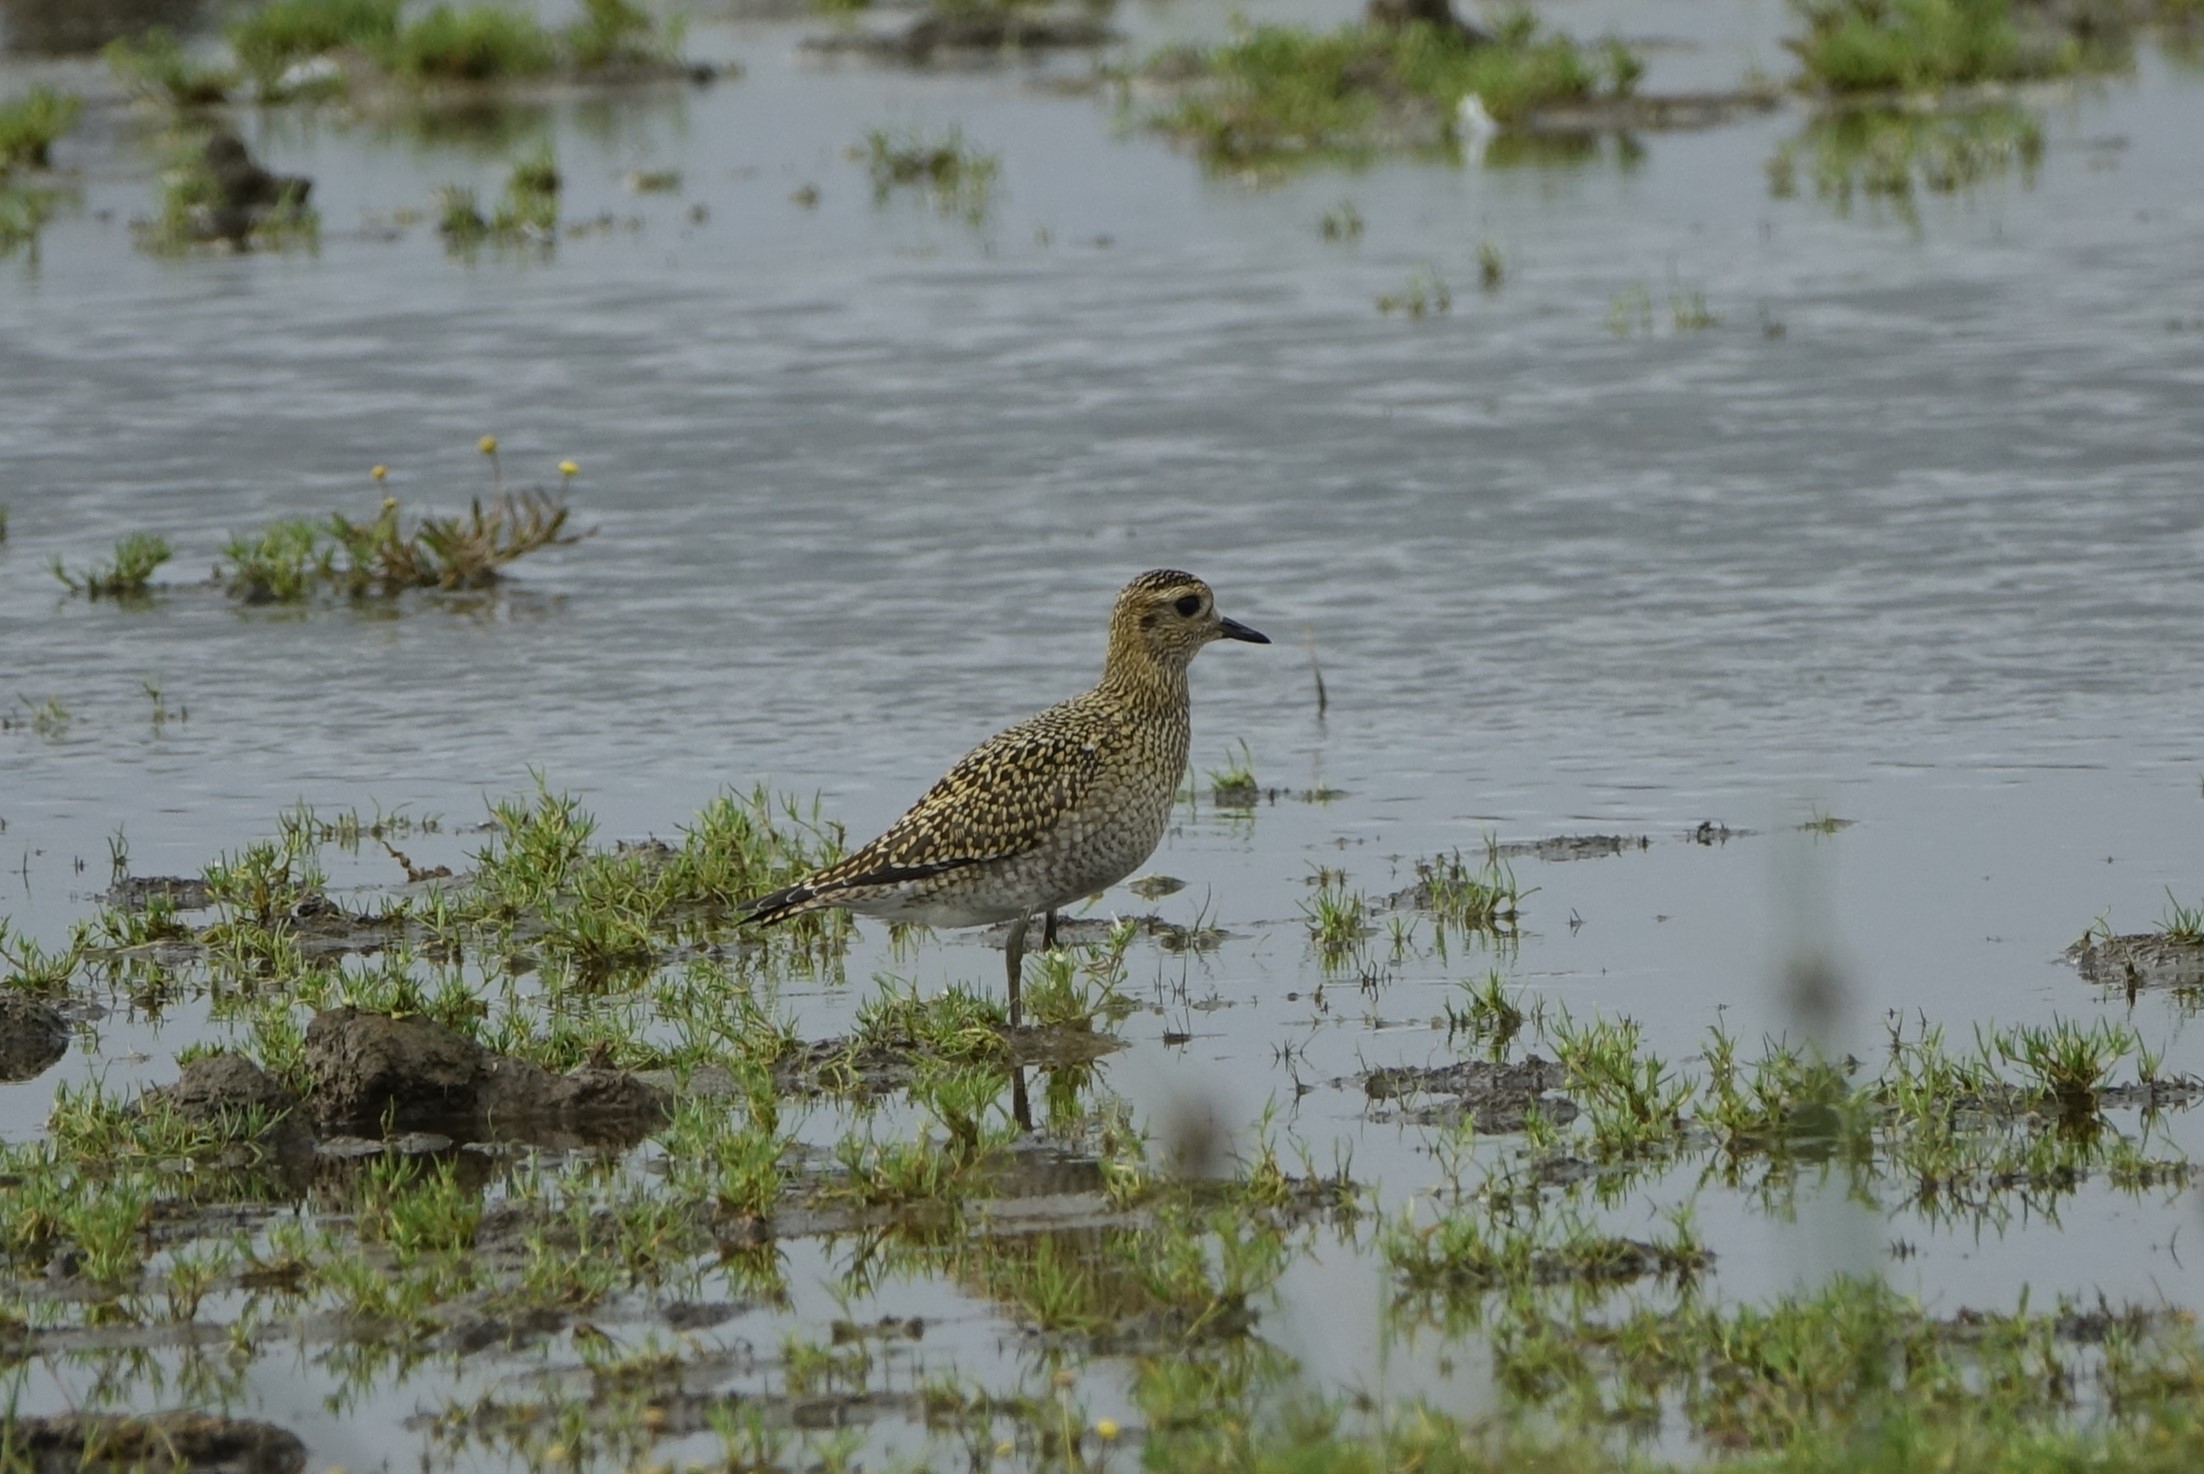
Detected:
[1305,624,1327,717]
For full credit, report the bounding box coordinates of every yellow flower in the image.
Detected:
[1094,1418,1121,1441]
[993,1442,1013,1458]
[369,464,387,481]
[558,459,580,477]
[478,435,499,455]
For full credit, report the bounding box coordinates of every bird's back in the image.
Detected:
[746,680,1189,928]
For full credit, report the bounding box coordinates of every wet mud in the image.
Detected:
[2069,933,2204,993]
[5,1411,304,1474]
[1489,833,1651,863]
[0,992,69,1082]
[802,7,1116,62]
[300,1007,670,1141]
[1361,1056,1580,1130]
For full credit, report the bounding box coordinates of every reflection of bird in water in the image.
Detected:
[200,130,311,246]
[742,570,1268,1025]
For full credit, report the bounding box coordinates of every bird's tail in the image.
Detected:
[738,882,819,927]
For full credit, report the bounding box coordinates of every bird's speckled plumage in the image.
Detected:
[743,570,1267,1019]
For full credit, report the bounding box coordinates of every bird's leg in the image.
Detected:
[1010,1064,1033,1132]
[1005,913,1030,1030]
[1042,909,1059,950]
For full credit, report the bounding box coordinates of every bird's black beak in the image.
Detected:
[1218,615,1270,645]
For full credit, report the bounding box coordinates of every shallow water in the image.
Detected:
[3,0,2204,1464]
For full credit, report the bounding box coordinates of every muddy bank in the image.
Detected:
[6,1411,304,1474]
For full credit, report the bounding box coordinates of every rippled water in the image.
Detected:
[3,0,2204,1463]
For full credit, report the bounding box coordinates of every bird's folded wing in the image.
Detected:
[806,717,1107,892]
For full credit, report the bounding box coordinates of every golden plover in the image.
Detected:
[742,569,1268,1023]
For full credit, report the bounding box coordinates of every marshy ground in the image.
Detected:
[5,0,2204,1468]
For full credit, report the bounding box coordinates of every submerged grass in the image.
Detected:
[437,143,562,247]
[1768,102,2044,221]
[0,181,62,255]
[51,532,172,599]
[863,127,999,221]
[1147,12,1641,168]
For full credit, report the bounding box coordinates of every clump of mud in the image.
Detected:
[1361,1056,1579,1131]
[803,6,1115,62]
[0,992,69,1082]
[304,1006,670,1143]
[1491,834,1650,863]
[2070,934,2204,993]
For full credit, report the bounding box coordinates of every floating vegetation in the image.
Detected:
[1767,103,2044,223]
[1142,10,1641,169]
[2,695,71,739]
[222,486,579,602]
[1377,263,1453,316]
[1671,290,1720,329]
[1476,237,1504,288]
[862,126,1000,221]
[1608,282,1655,335]
[1787,0,2122,91]
[0,86,81,172]
[1318,200,1364,240]
[436,142,562,247]
[50,532,172,600]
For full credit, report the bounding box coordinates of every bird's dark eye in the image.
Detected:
[1174,594,1203,617]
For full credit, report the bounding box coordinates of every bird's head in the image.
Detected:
[1108,569,1269,675]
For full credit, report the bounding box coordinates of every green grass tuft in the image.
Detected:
[384,4,562,81]
[223,486,576,601]
[1788,0,2117,90]
[0,87,82,172]
[51,532,172,599]
[228,0,402,90]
